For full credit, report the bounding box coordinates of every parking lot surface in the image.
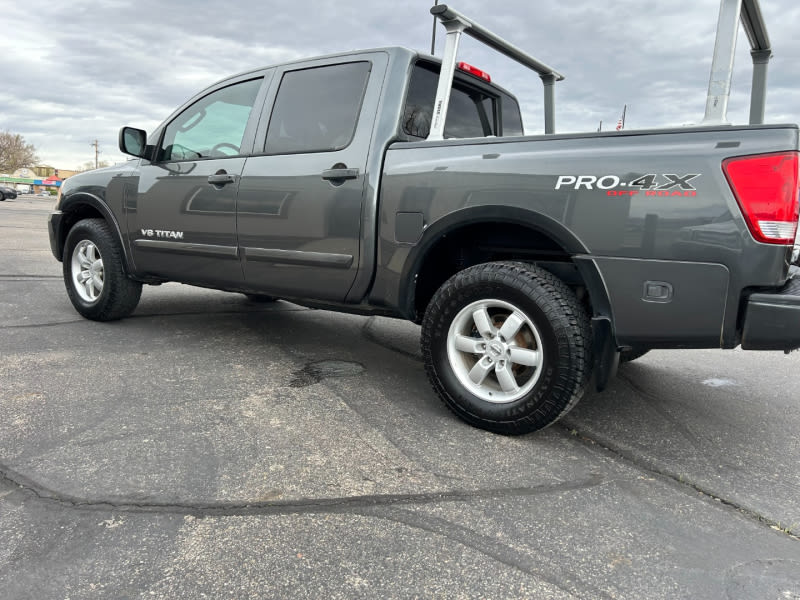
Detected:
[1,195,799,599]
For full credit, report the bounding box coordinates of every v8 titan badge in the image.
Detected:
[554,173,700,196]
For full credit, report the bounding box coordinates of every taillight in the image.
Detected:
[722,151,799,244]
[457,61,491,82]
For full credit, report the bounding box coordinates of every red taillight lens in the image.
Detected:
[457,61,491,82]
[722,151,799,244]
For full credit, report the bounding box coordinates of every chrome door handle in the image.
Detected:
[208,173,236,185]
[321,168,359,181]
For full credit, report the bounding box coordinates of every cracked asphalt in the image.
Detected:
[1,195,799,599]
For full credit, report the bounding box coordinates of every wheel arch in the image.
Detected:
[401,206,619,390]
[401,206,610,319]
[55,193,134,273]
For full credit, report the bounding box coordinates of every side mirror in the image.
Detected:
[119,127,149,158]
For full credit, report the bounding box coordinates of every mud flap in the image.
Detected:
[592,316,619,392]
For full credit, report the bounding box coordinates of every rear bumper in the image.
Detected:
[741,270,800,350]
[48,211,64,261]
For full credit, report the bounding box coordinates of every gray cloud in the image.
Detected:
[1,0,797,170]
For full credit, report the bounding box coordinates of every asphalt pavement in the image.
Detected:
[1,195,798,599]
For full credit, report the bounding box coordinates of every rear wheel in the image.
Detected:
[421,261,593,435]
[63,219,142,321]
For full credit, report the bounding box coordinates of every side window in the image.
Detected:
[159,78,262,162]
[444,86,495,138]
[403,65,438,138]
[403,61,522,139]
[265,61,371,155]
[500,91,524,136]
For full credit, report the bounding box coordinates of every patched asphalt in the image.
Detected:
[1,196,798,599]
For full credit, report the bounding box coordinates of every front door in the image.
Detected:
[128,76,265,287]
[237,55,385,301]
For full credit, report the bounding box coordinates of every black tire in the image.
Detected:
[243,293,279,303]
[421,261,593,435]
[63,218,142,321]
[619,347,650,363]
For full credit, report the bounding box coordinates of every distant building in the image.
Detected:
[0,165,80,194]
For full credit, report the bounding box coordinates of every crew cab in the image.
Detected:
[48,2,800,434]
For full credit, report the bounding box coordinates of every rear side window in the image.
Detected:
[403,62,523,139]
[500,91,524,136]
[265,62,371,154]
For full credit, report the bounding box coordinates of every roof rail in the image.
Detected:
[703,0,772,125]
[427,4,564,140]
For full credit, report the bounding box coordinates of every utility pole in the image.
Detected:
[90,139,101,169]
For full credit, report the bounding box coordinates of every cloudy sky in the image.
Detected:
[2,0,799,170]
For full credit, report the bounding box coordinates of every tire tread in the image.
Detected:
[63,218,142,321]
[421,261,592,434]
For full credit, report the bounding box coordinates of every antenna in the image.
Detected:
[431,0,439,54]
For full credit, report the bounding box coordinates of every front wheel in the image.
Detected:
[421,262,593,435]
[63,218,142,321]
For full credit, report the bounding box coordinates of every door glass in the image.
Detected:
[159,78,262,162]
[265,62,371,155]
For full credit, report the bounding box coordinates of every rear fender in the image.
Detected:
[399,205,590,317]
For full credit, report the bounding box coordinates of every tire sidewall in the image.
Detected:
[63,221,118,319]
[427,277,565,425]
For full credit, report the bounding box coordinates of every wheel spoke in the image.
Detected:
[454,334,484,354]
[472,307,495,338]
[509,347,541,367]
[498,312,525,342]
[78,248,92,269]
[84,279,95,299]
[445,296,549,405]
[495,362,519,393]
[468,358,493,385]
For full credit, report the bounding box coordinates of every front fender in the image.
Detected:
[53,190,134,274]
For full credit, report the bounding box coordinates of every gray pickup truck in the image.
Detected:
[48,2,799,434]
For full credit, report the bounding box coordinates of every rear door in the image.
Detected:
[236,53,387,301]
[128,74,269,286]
